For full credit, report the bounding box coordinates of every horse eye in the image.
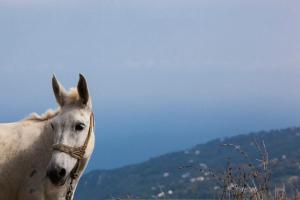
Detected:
[75,123,85,131]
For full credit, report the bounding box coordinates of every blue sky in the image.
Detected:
[1,0,300,170]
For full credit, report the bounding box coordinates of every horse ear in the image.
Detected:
[52,75,67,107]
[77,74,90,106]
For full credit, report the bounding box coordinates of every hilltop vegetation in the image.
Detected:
[75,127,300,199]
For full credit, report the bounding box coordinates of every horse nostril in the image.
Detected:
[59,168,66,177]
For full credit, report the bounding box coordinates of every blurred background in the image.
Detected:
[0,0,300,171]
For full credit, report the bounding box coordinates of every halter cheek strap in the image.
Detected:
[52,112,94,200]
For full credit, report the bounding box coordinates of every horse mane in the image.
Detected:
[25,109,60,121]
[25,87,80,121]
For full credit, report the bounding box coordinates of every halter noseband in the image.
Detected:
[52,112,94,200]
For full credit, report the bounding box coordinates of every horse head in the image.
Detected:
[46,74,95,188]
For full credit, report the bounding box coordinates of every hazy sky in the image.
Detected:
[1,0,300,170]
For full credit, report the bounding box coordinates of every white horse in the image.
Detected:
[0,74,95,200]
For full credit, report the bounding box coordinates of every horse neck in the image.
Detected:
[0,120,53,180]
[19,120,53,154]
[22,120,53,165]
[0,120,53,197]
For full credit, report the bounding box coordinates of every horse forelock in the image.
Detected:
[64,87,81,105]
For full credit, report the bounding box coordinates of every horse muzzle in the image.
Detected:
[46,165,68,186]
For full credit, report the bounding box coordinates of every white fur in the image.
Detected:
[0,76,95,200]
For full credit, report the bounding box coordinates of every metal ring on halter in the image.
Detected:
[52,112,94,200]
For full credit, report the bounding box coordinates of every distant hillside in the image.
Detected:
[75,127,300,200]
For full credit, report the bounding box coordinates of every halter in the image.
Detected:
[52,112,94,200]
